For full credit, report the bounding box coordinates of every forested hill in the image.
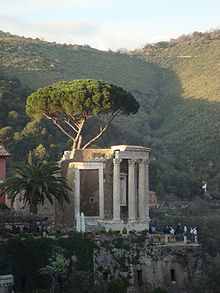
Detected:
[130,30,220,197]
[131,30,220,101]
[0,30,220,198]
[0,30,176,159]
[0,30,163,93]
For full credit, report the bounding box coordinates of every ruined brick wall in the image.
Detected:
[55,161,75,229]
[94,238,202,293]
[103,159,113,220]
[70,149,114,162]
[55,149,115,228]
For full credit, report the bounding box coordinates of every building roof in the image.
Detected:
[0,143,10,157]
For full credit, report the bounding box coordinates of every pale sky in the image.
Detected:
[0,0,219,50]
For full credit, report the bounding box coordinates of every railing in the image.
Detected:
[149,233,198,244]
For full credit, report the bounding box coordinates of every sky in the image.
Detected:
[0,0,219,51]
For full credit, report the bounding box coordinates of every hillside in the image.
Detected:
[0,30,220,197]
[132,30,220,101]
[0,31,178,155]
[131,30,220,197]
[0,31,162,93]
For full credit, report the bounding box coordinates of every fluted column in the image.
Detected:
[145,159,150,219]
[74,168,80,219]
[113,158,122,220]
[138,159,147,219]
[128,159,136,221]
[99,166,104,219]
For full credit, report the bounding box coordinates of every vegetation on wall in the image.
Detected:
[0,236,94,292]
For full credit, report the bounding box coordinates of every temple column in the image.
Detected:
[145,159,150,219]
[138,159,147,220]
[99,166,104,219]
[74,168,80,218]
[113,158,122,220]
[128,159,136,221]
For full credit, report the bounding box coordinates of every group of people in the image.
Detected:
[164,223,187,235]
[164,223,198,236]
[189,227,198,243]
[150,223,198,243]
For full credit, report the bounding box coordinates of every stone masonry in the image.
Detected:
[56,145,151,231]
[94,238,202,293]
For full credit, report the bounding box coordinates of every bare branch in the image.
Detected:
[64,119,79,133]
[68,114,81,129]
[82,110,120,149]
[43,113,75,142]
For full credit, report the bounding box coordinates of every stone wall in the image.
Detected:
[55,161,76,228]
[70,149,114,162]
[103,158,113,220]
[55,146,150,230]
[56,149,115,228]
[94,239,202,293]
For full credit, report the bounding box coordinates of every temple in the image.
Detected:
[56,145,151,231]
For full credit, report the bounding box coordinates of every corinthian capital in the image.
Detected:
[113,158,122,165]
[128,159,136,166]
[138,159,149,166]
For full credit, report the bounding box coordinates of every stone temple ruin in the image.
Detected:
[56,145,151,231]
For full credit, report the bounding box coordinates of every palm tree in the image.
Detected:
[1,162,70,213]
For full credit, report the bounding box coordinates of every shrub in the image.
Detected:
[149,287,168,293]
[140,229,149,236]
[0,203,10,211]
[114,230,121,234]
[106,279,126,293]
[68,271,92,293]
[129,229,136,234]
[122,227,127,234]
[107,228,113,235]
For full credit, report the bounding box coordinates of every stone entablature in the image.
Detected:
[56,145,151,231]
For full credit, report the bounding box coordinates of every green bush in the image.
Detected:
[106,279,126,293]
[149,287,168,293]
[0,236,94,292]
[140,229,149,236]
[0,203,10,211]
[68,271,92,293]
[122,227,127,234]
[108,228,113,235]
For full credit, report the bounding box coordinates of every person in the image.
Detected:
[43,228,48,237]
[170,227,175,235]
[190,228,194,241]
[151,226,157,234]
[22,225,28,233]
[12,225,16,234]
[16,226,21,233]
[193,227,198,243]
[164,226,170,234]
[183,226,187,234]
[40,226,44,235]
[175,222,182,235]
